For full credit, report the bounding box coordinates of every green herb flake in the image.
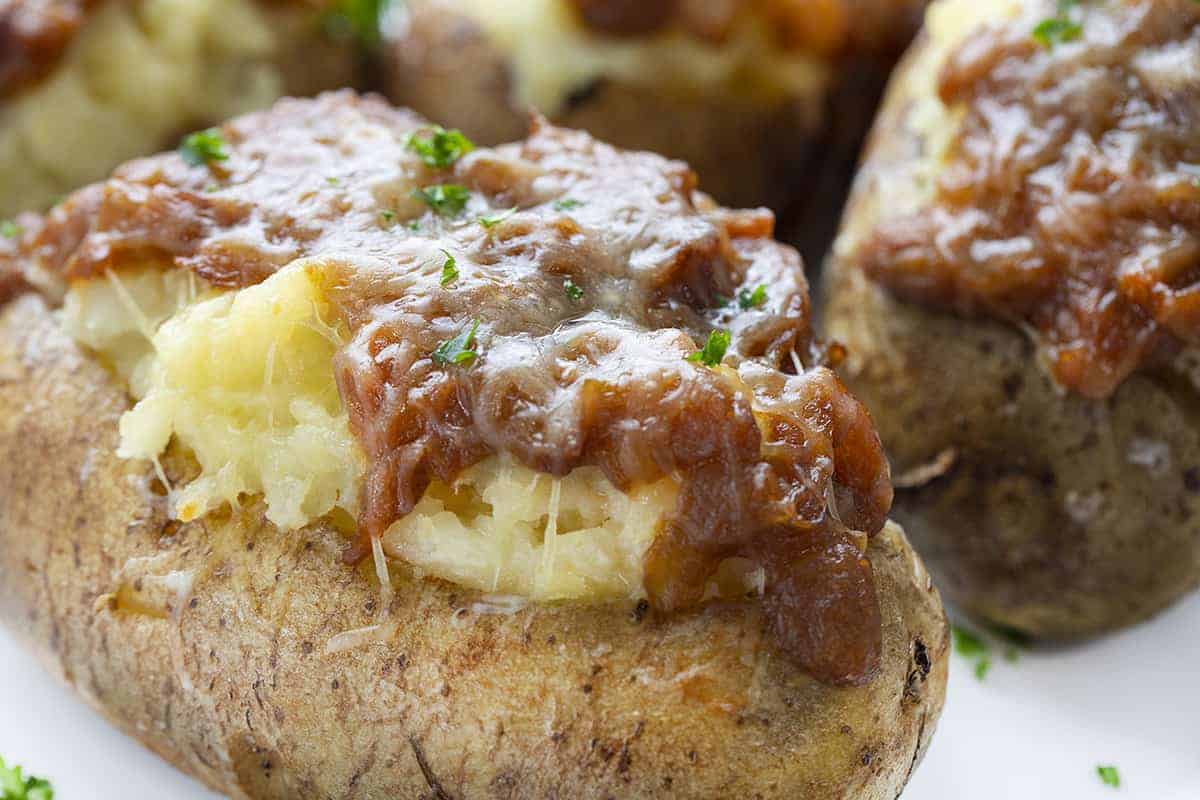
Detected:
[321,0,390,47]
[553,198,584,212]
[951,625,989,659]
[412,184,471,217]
[564,279,583,301]
[326,176,340,186]
[737,285,768,310]
[407,220,422,232]
[478,207,517,229]
[0,220,20,239]
[439,250,459,287]
[379,210,396,224]
[687,330,731,368]
[1027,7,1084,47]
[1097,765,1121,788]
[0,756,54,800]
[406,126,475,169]
[432,319,480,367]
[178,128,229,167]
[951,624,1000,681]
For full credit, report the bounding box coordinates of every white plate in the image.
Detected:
[2,593,1198,799]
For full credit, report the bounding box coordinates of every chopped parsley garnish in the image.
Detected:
[1097,765,1121,788]
[326,176,340,186]
[439,250,458,287]
[737,285,767,310]
[0,220,20,239]
[405,126,475,169]
[178,128,229,167]
[564,279,583,301]
[1033,1,1083,47]
[432,319,480,366]
[687,330,730,367]
[379,210,396,224]
[478,208,517,229]
[407,220,421,232]
[951,624,996,681]
[553,198,584,212]
[951,625,987,658]
[0,756,54,800]
[321,0,390,47]
[1032,17,1082,46]
[412,184,470,217]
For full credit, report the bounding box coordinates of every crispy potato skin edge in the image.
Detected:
[0,293,946,799]
[824,32,1200,635]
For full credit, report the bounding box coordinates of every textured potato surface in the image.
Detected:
[0,293,947,799]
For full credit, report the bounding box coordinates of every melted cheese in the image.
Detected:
[62,263,679,602]
[452,0,829,113]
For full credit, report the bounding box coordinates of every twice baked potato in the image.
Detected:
[825,0,1200,636]
[0,93,947,798]
[0,0,359,217]
[383,0,928,213]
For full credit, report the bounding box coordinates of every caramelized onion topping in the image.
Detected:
[0,0,99,98]
[859,0,1200,398]
[23,92,890,684]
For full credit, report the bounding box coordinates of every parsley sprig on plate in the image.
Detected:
[0,757,53,800]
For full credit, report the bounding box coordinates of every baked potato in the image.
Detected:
[0,92,947,798]
[825,0,1200,636]
[383,0,928,215]
[0,0,359,217]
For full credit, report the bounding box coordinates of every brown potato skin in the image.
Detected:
[823,35,1200,637]
[827,264,1200,637]
[0,292,946,799]
[383,1,826,211]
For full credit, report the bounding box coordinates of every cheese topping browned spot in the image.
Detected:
[859,0,1200,398]
[27,92,890,685]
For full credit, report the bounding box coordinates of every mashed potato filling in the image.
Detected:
[451,0,829,113]
[62,262,678,602]
[0,0,289,215]
[835,0,1021,254]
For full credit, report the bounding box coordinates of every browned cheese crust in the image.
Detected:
[0,235,947,800]
[826,0,1200,636]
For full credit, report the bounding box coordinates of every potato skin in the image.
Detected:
[0,292,946,799]
[383,2,825,210]
[824,36,1200,637]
